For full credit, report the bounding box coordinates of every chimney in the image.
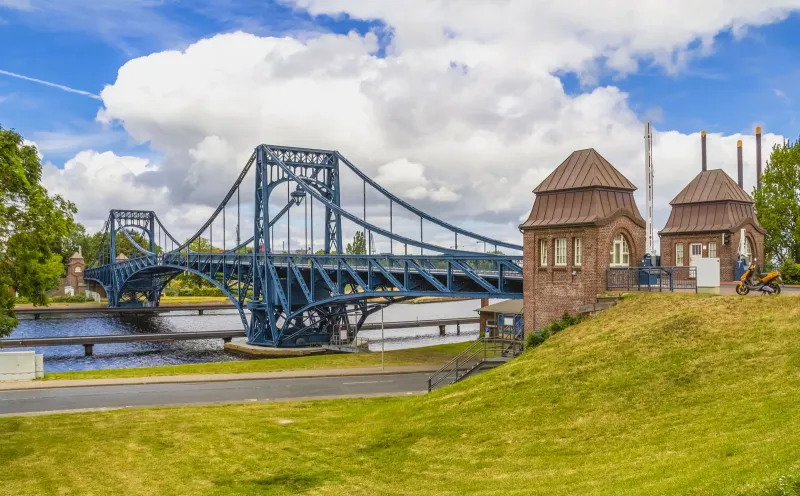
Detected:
[701,130,707,171]
[737,140,743,189]
[756,126,762,190]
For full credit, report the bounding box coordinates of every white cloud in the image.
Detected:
[42,2,799,250]
[374,159,459,202]
[42,150,168,230]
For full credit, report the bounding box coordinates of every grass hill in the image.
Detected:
[2,293,800,495]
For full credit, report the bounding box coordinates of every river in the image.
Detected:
[10,298,502,372]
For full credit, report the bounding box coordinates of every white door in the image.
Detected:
[689,243,703,267]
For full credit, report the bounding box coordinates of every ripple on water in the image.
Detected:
[11,299,500,372]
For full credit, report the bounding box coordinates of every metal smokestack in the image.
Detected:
[756,126,762,190]
[737,140,743,189]
[701,130,707,171]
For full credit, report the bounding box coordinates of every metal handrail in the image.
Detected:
[427,338,523,392]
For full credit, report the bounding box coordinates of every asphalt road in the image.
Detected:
[0,373,430,416]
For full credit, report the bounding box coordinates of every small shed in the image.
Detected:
[476,300,523,338]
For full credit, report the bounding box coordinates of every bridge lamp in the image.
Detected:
[291,187,306,205]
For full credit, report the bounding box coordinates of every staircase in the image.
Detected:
[427,337,524,392]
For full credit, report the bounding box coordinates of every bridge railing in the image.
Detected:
[260,253,522,276]
[606,266,697,292]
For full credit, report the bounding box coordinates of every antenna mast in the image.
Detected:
[644,121,655,257]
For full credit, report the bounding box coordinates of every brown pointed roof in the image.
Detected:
[521,148,644,230]
[670,169,752,205]
[69,251,84,261]
[660,169,764,235]
[533,148,636,193]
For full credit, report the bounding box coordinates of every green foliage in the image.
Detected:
[115,229,161,258]
[174,237,216,288]
[164,286,226,297]
[525,311,582,349]
[779,261,800,285]
[754,138,800,264]
[50,294,94,303]
[0,125,76,336]
[525,329,550,348]
[346,231,366,254]
[472,250,505,271]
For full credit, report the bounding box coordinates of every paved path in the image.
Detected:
[0,371,431,417]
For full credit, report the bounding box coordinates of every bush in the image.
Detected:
[526,312,582,350]
[14,296,30,305]
[165,287,226,297]
[526,329,550,348]
[780,261,800,285]
[50,294,94,303]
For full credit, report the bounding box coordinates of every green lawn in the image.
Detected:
[44,341,474,381]
[4,294,800,495]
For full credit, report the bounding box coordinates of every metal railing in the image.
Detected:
[606,266,697,292]
[427,337,524,392]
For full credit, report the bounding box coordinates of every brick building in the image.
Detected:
[658,169,764,281]
[51,251,87,297]
[519,148,646,333]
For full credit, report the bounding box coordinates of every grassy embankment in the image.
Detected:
[44,341,473,381]
[4,293,800,495]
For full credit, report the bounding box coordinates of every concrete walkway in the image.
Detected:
[0,365,441,392]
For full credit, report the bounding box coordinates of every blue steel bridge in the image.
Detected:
[84,145,523,347]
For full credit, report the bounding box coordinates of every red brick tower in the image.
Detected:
[65,251,86,295]
[519,149,646,333]
[658,169,764,281]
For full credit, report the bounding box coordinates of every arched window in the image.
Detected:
[745,238,754,263]
[610,234,630,267]
[74,266,82,273]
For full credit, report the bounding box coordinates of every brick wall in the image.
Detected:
[658,224,764,281]
[523,215,646,333]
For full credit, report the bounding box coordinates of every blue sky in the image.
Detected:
[0,1,380,163]
[1,2,798,166]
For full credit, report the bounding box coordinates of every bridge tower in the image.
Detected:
[247,146,352,346]
[107,210,161,307]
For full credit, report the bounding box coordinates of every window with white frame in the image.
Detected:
[708,242,717,258]
[555,239,567,266]
[539,239,547,266]
[676,243,684,266]
[574,238,582,266]
[609,234,630,266]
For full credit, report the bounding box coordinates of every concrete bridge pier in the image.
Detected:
[439,325,446,336]
[456,323,461,336]
[83,344,93,357]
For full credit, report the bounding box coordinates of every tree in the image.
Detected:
[346,231,366,254]
[176,237,215,288]
[55,223,106,266]
[1,126,76,336]
[115,229,160,257]
[754,138,800,264]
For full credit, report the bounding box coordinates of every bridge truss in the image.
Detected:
[85,145,523,347]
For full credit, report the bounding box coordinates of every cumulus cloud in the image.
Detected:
[42,150,168,229]
[43,1,800,249]
[374,159,459,203]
